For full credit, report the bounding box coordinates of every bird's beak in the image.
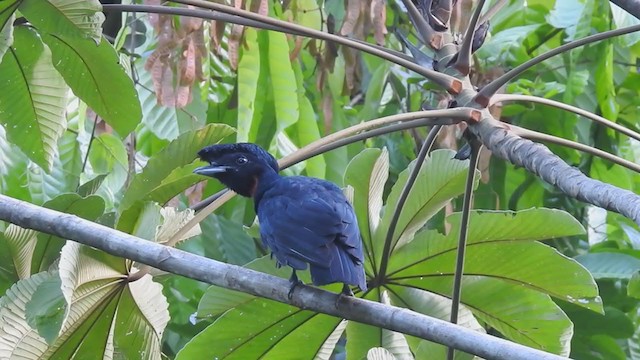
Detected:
[193,164,231,176]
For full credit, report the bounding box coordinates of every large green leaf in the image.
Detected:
[237,28,261,143]
[19,0,104,42]
[0,26,68,171]
[405,276,573,356]
[388,209,599,312]
[179,298,342,359]
[119,123,235,212]
[374,149,471,258]
[344,148,389,274]
[43,34,142,136]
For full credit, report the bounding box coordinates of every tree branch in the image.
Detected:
[468,114,640,225]
[0,194,566,360]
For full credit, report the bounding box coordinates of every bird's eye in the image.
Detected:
[236,156,248,165]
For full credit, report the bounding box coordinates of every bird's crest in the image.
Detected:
[197,143,279,172]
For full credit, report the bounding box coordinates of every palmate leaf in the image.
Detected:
[0,26,68,171]
[373,150,472,262]
[383,209,599,355]
[45,242,166,359]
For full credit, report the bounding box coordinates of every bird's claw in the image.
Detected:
[288,279,303,299]
[335,284,354,307]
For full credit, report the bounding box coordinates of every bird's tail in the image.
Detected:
[310,246,367,291]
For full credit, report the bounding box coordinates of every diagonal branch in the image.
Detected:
[467,114,640,225]
[0,194,566,360]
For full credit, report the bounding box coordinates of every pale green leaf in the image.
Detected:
[367,348,397,360]
[19,0,104,43]
[344,148,388,273]
[0,26,68,171]
[575,252,640,279]
[315,320,347,360]
[0,272,52,358]
[4,225,38,279]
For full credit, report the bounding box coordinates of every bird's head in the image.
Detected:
[193,143,279,197]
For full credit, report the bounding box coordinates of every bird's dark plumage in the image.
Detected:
[194,143,367,295]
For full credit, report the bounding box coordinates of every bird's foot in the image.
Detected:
[335,284,354,307]
[288,271,303,300]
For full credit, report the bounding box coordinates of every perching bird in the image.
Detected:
[193,143,367,298]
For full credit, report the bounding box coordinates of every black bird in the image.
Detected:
[194,143,367,298]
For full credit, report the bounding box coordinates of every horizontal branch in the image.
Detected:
[0,194,564,360]
[468,115,640,225]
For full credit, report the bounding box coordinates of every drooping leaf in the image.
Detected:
[237,28,261,143]
[0,26,68,171]
[43,34,142,136]
[25,275,66,344]
[268,31,299,132]
[19,0,104,43]
[119,123,234,212]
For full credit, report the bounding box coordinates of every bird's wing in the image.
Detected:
[258,187,356,269]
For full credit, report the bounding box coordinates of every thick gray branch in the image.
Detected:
[469,116,640,224]
[0,194,565,360]
[610,0,640,20]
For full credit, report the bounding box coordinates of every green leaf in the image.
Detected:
[237,28,261,143]
[375,150,472,257]
[358,63,390,121]
[119,123,235,212]
[43,35,142,136]
[144,163,204,206]
[268,31,299,132]
[0,26,68,171]
[199,214,256,266]
[19,0,104,43]
[178,298,342,360]
[344,148,389,273]
[25,275,66,344]
[413,276,573,355]
[388,209,599,312]
[575,252,640,279]
[292,61,324,178]
[77,174,108,197]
